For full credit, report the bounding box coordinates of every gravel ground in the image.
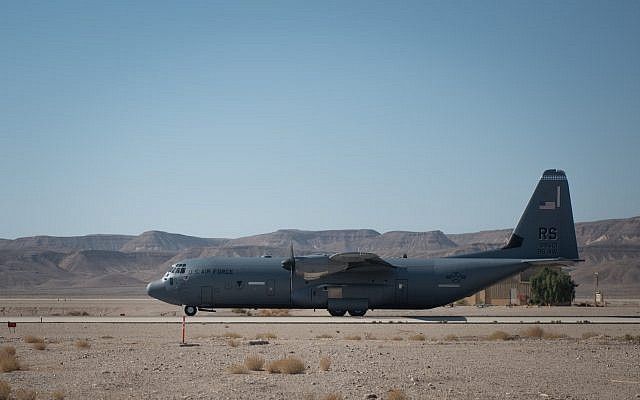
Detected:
[1,322,639,400]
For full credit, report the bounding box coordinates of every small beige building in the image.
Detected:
[463,266,556,306]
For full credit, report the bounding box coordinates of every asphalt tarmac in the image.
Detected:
[2,315,639,324]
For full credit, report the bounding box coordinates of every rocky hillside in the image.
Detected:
[1,216,638,298]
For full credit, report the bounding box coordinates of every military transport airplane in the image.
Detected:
[147,169,580,316]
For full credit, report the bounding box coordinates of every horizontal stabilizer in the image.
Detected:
[522,258,584,267]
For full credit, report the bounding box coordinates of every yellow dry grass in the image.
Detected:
[51,389,65,400]
[74,339,90,349]
[14,388,36,400]
[255,332,277,340]
[387,388,409,400]
[487,331,513,341]
[322,394,343,400]
[32,342,47,351]
[581,332,600,340]
[0,347,20,373]
[444,334,458,341]
[408,334,425,341]
[319,356,331,371]
[315,334,334,339]
[244,355,265,371]
[257,309,290,317]
[520,326,544,339]
[227,364,248,374]
[24,336,44,344]
[364,332,377,340]
[266,357,305,374]
[542,331,568,340]
[0,380,10,400]
[0,347,15,357]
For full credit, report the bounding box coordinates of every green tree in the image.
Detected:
[530,267,577,306]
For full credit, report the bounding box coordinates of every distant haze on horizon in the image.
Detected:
[1,1,639,239]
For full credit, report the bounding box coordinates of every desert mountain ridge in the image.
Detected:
[1,216,639,298]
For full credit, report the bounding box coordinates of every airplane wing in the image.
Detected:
[328,252,395,269]
[295,252,394,280]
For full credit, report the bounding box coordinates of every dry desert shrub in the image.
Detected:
[521,326,544,339]
[623,334,640,343]
[391,336,403,341]
[74,339,90,349]
[315,333,333,339]
[0,347,15,357]
[255,332,277,340]
[244,355,265,371]
[228,339,240,347]
[487,331,513,341]
[231,308,247,314]
[444,334,458,341]
[51,389,65,400]
[319,356,331,371]
[322,394,343,400]
[408,333,425,341]
[266,357,305,374]
[67,310,89,316]
[0,380,10,400]
[542,331,568,340]
[0,346,21,373]
[344,335,361,340]
[581,332,599,340]
[387,388,409,400]
[24,336,44,344]
[14,388,36,400]
[257,309,290,317]
[227,364,248,374]
[32,342,47,351]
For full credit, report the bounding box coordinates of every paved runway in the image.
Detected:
[2,315,639,324]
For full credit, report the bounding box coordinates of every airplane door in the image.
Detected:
[201,286,213,306]
[395,279,408,306]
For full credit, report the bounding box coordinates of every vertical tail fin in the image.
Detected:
[459,169,579,260]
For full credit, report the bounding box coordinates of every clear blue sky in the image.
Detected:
[1,1,639,239]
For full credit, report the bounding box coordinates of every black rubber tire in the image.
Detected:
[328,308,347,317]
[184,305,197,316]
[348,309,367,317]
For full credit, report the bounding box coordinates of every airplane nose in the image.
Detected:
[146,279,166,300]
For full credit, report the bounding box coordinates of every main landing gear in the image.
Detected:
[184,305,197,316]
[327,308,368,317]
[347,308,367,317]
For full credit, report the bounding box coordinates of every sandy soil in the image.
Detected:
[0,321,639,399]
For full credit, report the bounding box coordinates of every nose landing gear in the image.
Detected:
[184,305,197,316]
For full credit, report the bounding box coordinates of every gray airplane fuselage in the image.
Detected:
[148,255,528,310]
